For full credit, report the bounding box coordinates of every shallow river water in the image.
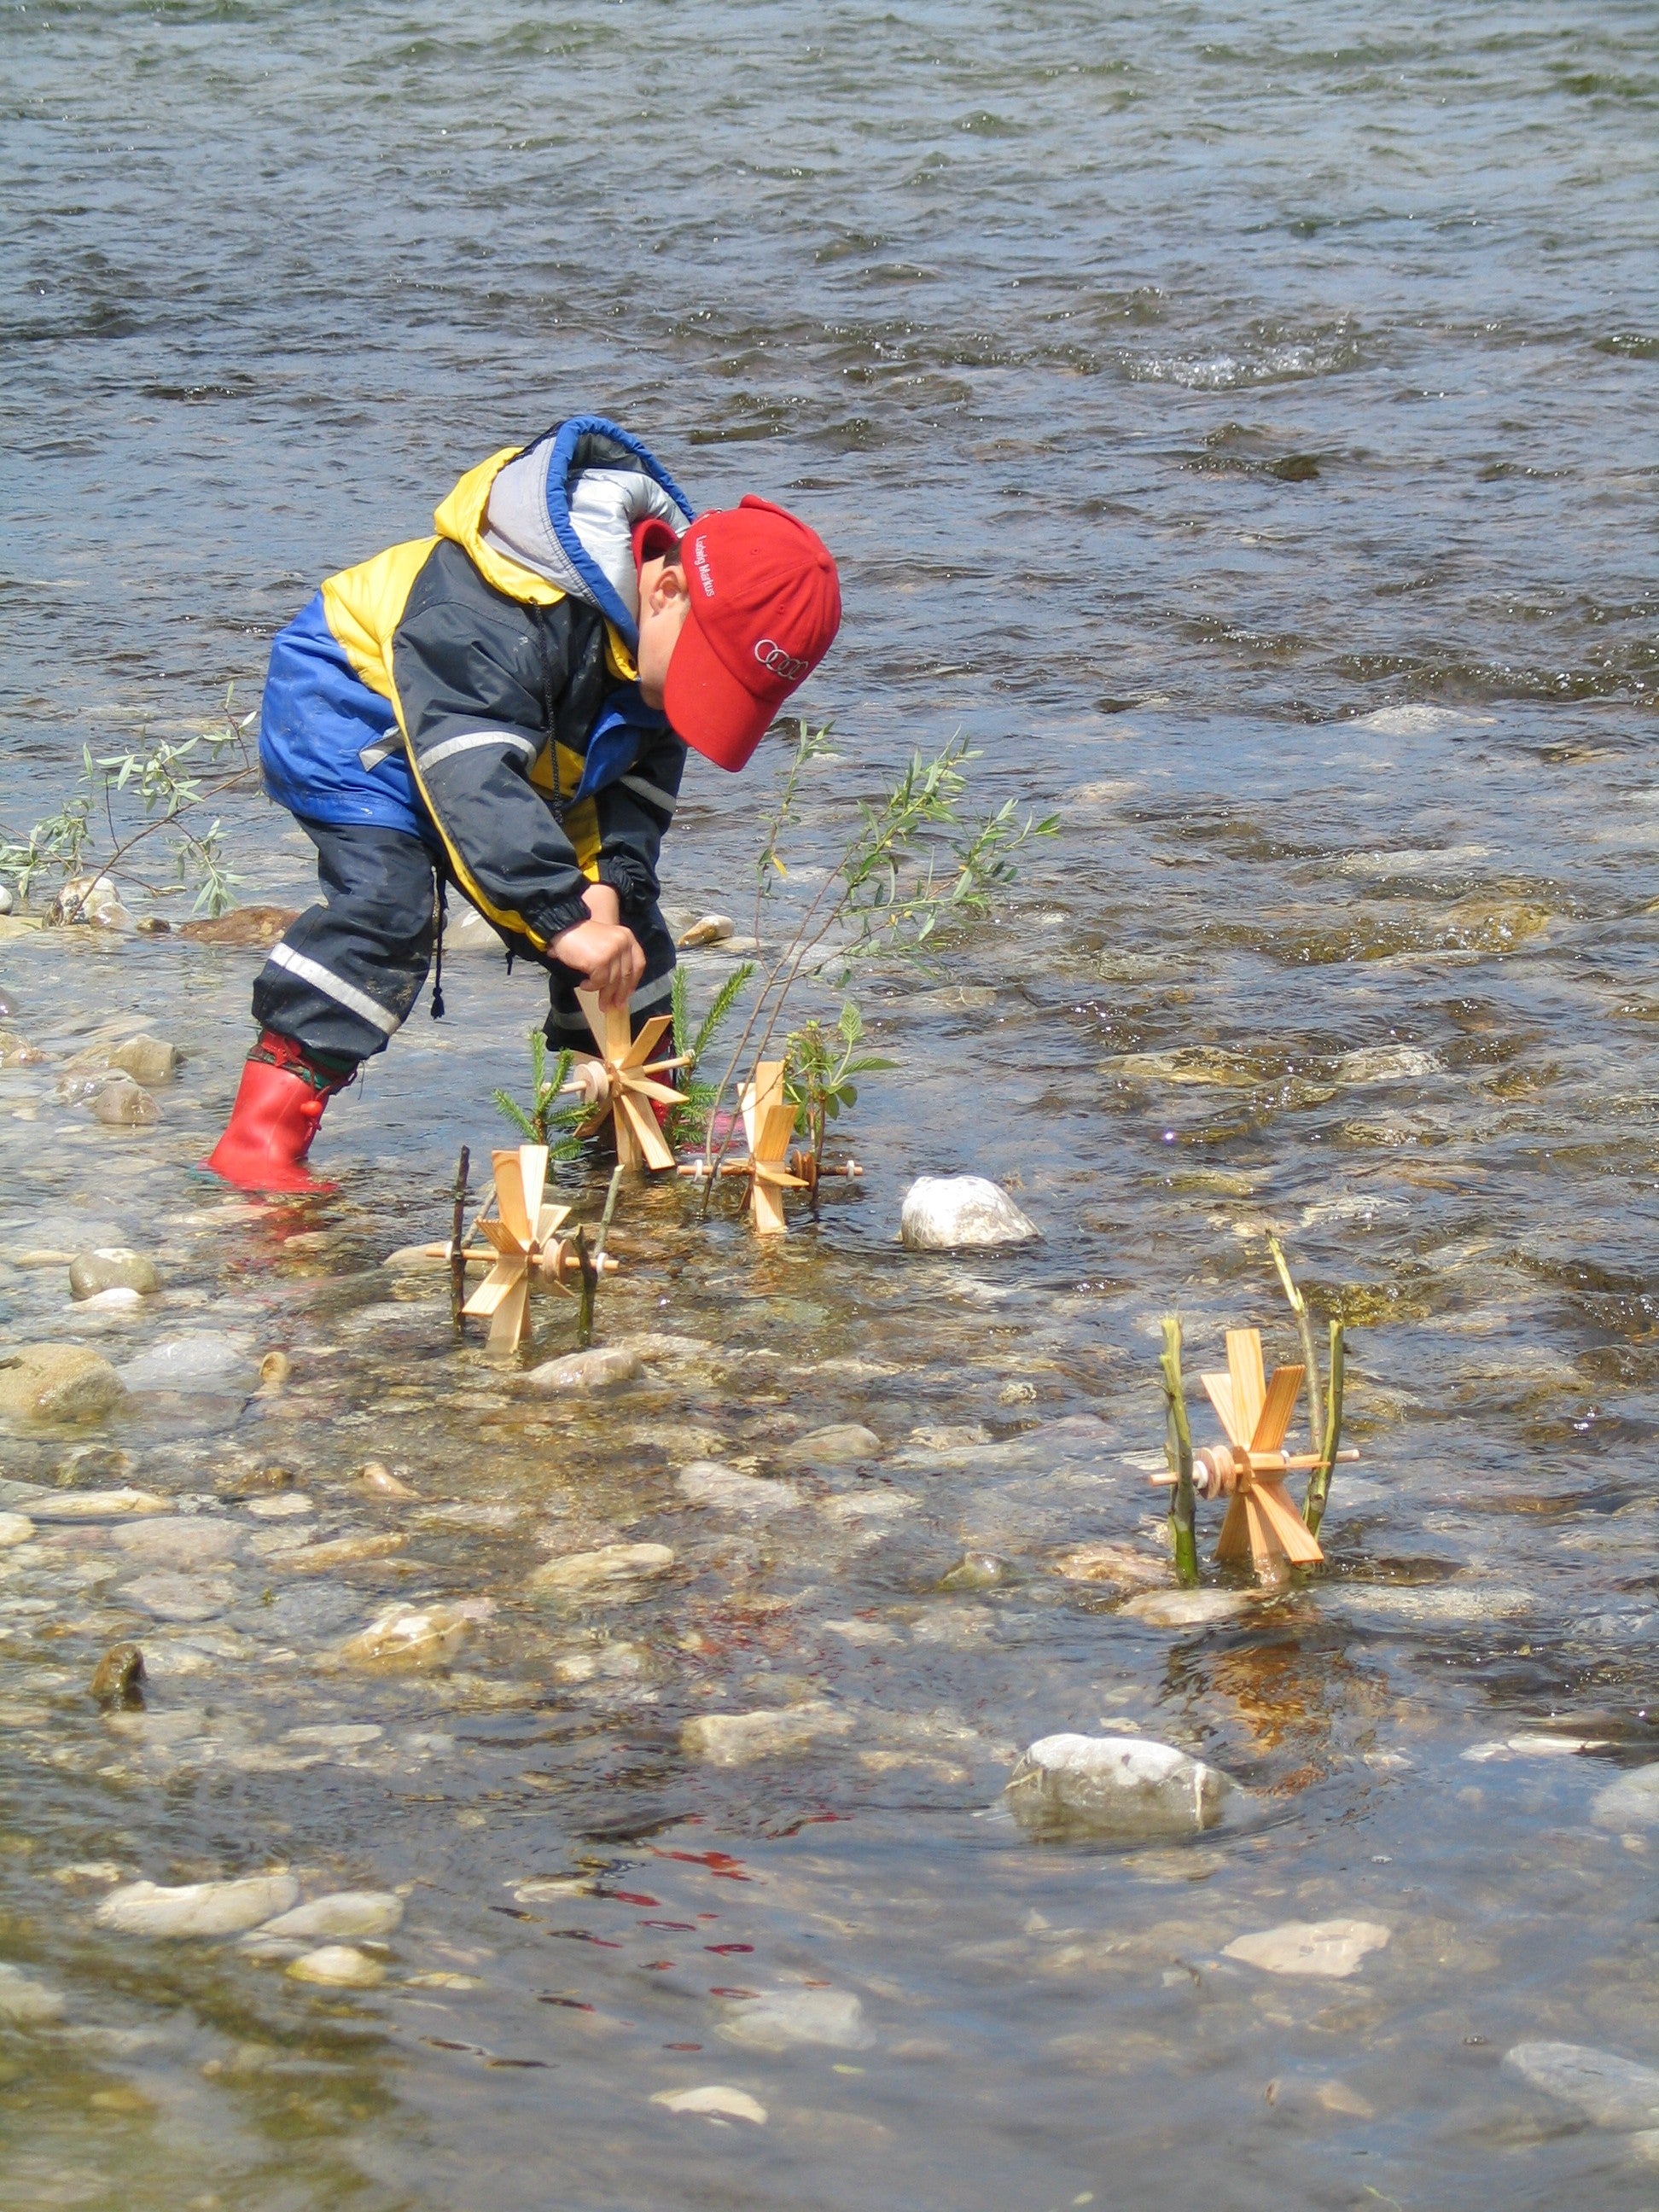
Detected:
[3,3,1659,2207]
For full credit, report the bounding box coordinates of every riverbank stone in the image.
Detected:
[70,1248,160,1301]
[532,1542,674,1596]
[96,1874,299,1937]
[286,1945,386,1988]
[257,1892,405,1941]
[900,1176,1040,1251]
[1006,1733,1233,1840]
[782,1422,882,1465]
[0,1343,125,1421]
[90,1076,160,1126]
[108,1035,180,1085]
[335,1600,485,1670]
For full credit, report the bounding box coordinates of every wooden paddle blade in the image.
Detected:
[534,1202,571,1243]
[624,1075,684,1109]
[574,988,616,1060]
[478,1219,518,1254]
[486,1272,531,1351]
[1226,1330,1266,1444]
[1252,1363,1305,1453]
[493,1150,531,1246]
[518,1145,549,1236]
[750,1173,788,1236]
[754,1097,797,1164]
[1243,1492,1278,1577]
[617,1089,674,1171]
[753,1160,807,1189]
[463,1257,524,1317]
[1202,1371,1249,1450]
[1214,1490,1253,1564]
[1253,1479,1324,1564]
[620,1014,672,1070]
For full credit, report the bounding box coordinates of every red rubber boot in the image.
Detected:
[203,1032,354,1192]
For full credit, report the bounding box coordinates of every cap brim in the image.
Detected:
[664,616,777,773]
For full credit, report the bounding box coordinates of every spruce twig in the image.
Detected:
[1266,1232,1324,1452]
[1304,1321,1346,1538]
[1159,1315,1200,1587]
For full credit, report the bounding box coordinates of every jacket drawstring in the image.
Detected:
[430,874,447,1020]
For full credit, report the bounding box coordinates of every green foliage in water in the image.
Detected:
[492,1032,583,1156]
[668,961,755,1148]
[783,1001,896,1171]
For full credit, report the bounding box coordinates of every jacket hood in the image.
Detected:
[461,415,695,652]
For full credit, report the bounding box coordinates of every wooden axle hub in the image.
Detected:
[1187,1441,1359,1499]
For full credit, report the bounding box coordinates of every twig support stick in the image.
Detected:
[1266,1233,1324,1454]
[448,1145,470,1330]
[1159,1314,1200,1587]
[574,1168,622,1348]
[1303,1320,1346,1537]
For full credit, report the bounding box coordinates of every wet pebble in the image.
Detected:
[119,1571,234,1622]
[677,913,736,946]
[90,1076,160,1126]
[1006,1733,1233,1840]
[0,1962,67,2025]
[716,1986,871,2052]
[682,1703,856,1767]
[1223,1919,1391,1980]
[532,1541,674,1595]
[899,1175,1040,1250]
[938,1552,1009,1591]
[1121,1588,1254,1629]
[1052,1542,1168,1591]
[286,1944,386,1988]
[107,1035,180,1086]
[96,1873,299,1937]
[69,1248,160,1300]
[117,1332,248,1391]
[522,1346,643,1394]
[0,1512,35,1549]
[0,1344,125,1421]
[277,1532,408,1573]
[114,1518,240,1566]
[21,1485,168,1521]
[358,1460,416,1498]
[244,1493,314,1519]
[89,1644,145,1703]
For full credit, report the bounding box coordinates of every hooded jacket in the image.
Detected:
[259,416,695,955]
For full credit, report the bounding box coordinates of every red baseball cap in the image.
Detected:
[662,496,841,771]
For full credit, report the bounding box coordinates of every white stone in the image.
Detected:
[77,1287,143,1313]
[1223,1918,1392,1980]
[21,1487,169,1522]
[652,2084,767,2123]
[286,1944,386,1988]
[243,1493,314,1519]
[282,1724,382,1749]
[1006,1733,1232,1839]
[531,1542,674,1595]
[0,1513,33,1549]
[256,1891,405,1941]
[0,1962,66,2024]
[676,1461,801,1517]
[96,1874,299,1937]
[1592,1763,1659,1831]
[676,914,736,948]
[716,1987,870,2052]
[1505,2041,1659,2131]
[899,1175,1039,1251]
[682,1704,855,1767]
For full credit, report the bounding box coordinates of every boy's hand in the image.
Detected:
[550,915,645,1010]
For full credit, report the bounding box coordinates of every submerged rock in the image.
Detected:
[90,1644,145,1704]
[277,1532,408,1574]
[531,1542,674,1595]
[782,1422,882,1465]
[119,1571,233,1622]
[899,1176,1040,1251]
[22,1486,167,1521]
[257,1892,405,1941]
[0,1963,67,2025]
[677,1460,800,1516]
[651,2084,767,2124]
[1121,1588,1254,1629]
[0,1511,35,1549]
[1006,1733,1232,1840]
[938,1552,1009,1591]
[682,1703,855,1767]
[335,1600,485,1670]
[107,1036,180,1086]
[715,1987,871,2052]
[117,1333,248,1391]
[1505,2041,1659,2131]
[178,905,297,947]
[1053,1542,1167,1591]
[285,1944,385,1988]
[522,1346,643,1394]
[69,1249,160,1301]
[0,1343,125,1422]
[1223,1919,1391,1980]
[96,1873,299,1937]
[1592,1763,1659,1831]
[90,1076,160,1126]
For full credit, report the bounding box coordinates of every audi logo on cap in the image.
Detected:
[754,638,810,683]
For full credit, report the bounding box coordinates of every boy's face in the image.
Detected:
[635,555,691,711]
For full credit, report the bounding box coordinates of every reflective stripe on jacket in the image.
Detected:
[259,418,694,956]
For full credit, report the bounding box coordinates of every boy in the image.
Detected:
[206,415,841,1190]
